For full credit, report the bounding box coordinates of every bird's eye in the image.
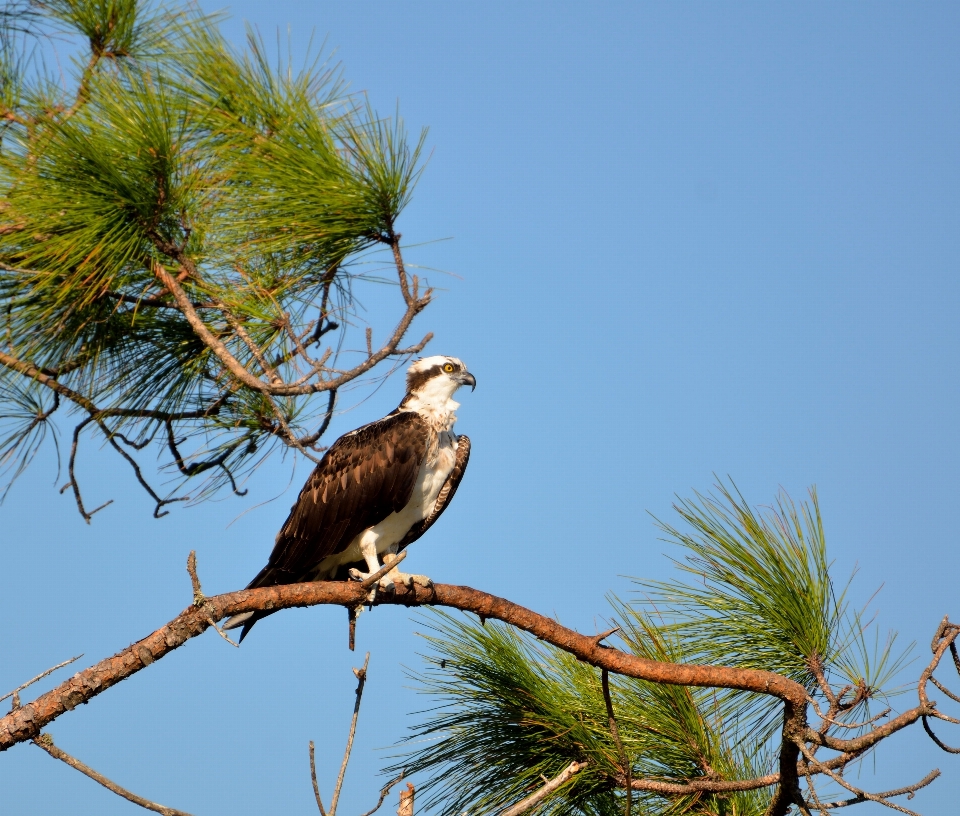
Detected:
[443,363,455,373]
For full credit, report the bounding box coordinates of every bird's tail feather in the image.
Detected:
[221,565,282,642]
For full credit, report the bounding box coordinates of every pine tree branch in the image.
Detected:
[1,584,954,813]
[151,243,432,397]
[0,580,809,752]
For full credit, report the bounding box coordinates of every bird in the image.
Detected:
[223,355,475,642]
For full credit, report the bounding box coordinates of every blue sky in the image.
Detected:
[3,2,960,814]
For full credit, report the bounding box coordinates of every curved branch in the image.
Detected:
[0,580,810,753]
[153,242,432,397]
[34,734,194,816]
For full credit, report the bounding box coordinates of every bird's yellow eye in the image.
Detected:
[443,363,455,373]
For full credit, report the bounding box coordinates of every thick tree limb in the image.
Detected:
[0,581,809,753]
[1,581,954,815]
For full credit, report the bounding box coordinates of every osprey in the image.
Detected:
[223,355,475,641]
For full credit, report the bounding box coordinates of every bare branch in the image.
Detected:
[1,655,82,710]
[309,741,328,816]
[601,668,631,816]
[98,419,188,518]
[359,772,405,816]
[808,770,941,810]
[298,388,338,448]
[33,733,194,816]
[62,417,113,523]
[499,761,587,816]
[329,652,370,816]
[186,551,204,606]
[796,741,924,816]
[185,551,237,648]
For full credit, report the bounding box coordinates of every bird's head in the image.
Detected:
[404,355,476,405]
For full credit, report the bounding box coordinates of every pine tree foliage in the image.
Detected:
[396,485,911,816]
[0,1,430,517]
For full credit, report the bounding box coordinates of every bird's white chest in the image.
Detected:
[370,430,457,546]
[320,431,458,574]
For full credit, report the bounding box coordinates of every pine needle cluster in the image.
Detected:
[396,484,911,816]
[0,1,429,516]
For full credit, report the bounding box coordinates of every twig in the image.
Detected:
[601,668,631,816]
[1,655,82,710]
[62,417,112,523]
[796,741,923,816]
[33,733,194,816]
[214,298,283,385]
[921,715,960,754]
[298,388,338,448]
[807,770,940,810]
[98,419,187,519]
[499,761,587,816]
[329,652,371,816]
[361,550,408,588]
[309,740,328,816]
[348,606,360,652]
[185,551,238,647]
[929,675,960,705]
[592,626,621,646]
[359,771,405,816]
[186,551,204,605]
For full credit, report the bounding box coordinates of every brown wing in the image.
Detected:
[395,434,471,552]
[249,412,431,588]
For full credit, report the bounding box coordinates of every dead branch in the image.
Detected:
[309,741,328,816]
[33,733,194,816]
[601,668,631,816]
[1,655,82,710]
[186,551,204,605]
[62,416,112,522]
[97,419,188,518]
[329,652,371,816]
[796,741,924,816]
[359,772,405,816]
[308,653,372,816]
[185,551,237,647]
[808,770,941,810]
[499,761,587,816]
[361,550,407,588]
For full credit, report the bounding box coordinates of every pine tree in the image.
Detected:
[0,0,430,518]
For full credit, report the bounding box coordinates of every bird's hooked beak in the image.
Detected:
[457,371,477,391]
